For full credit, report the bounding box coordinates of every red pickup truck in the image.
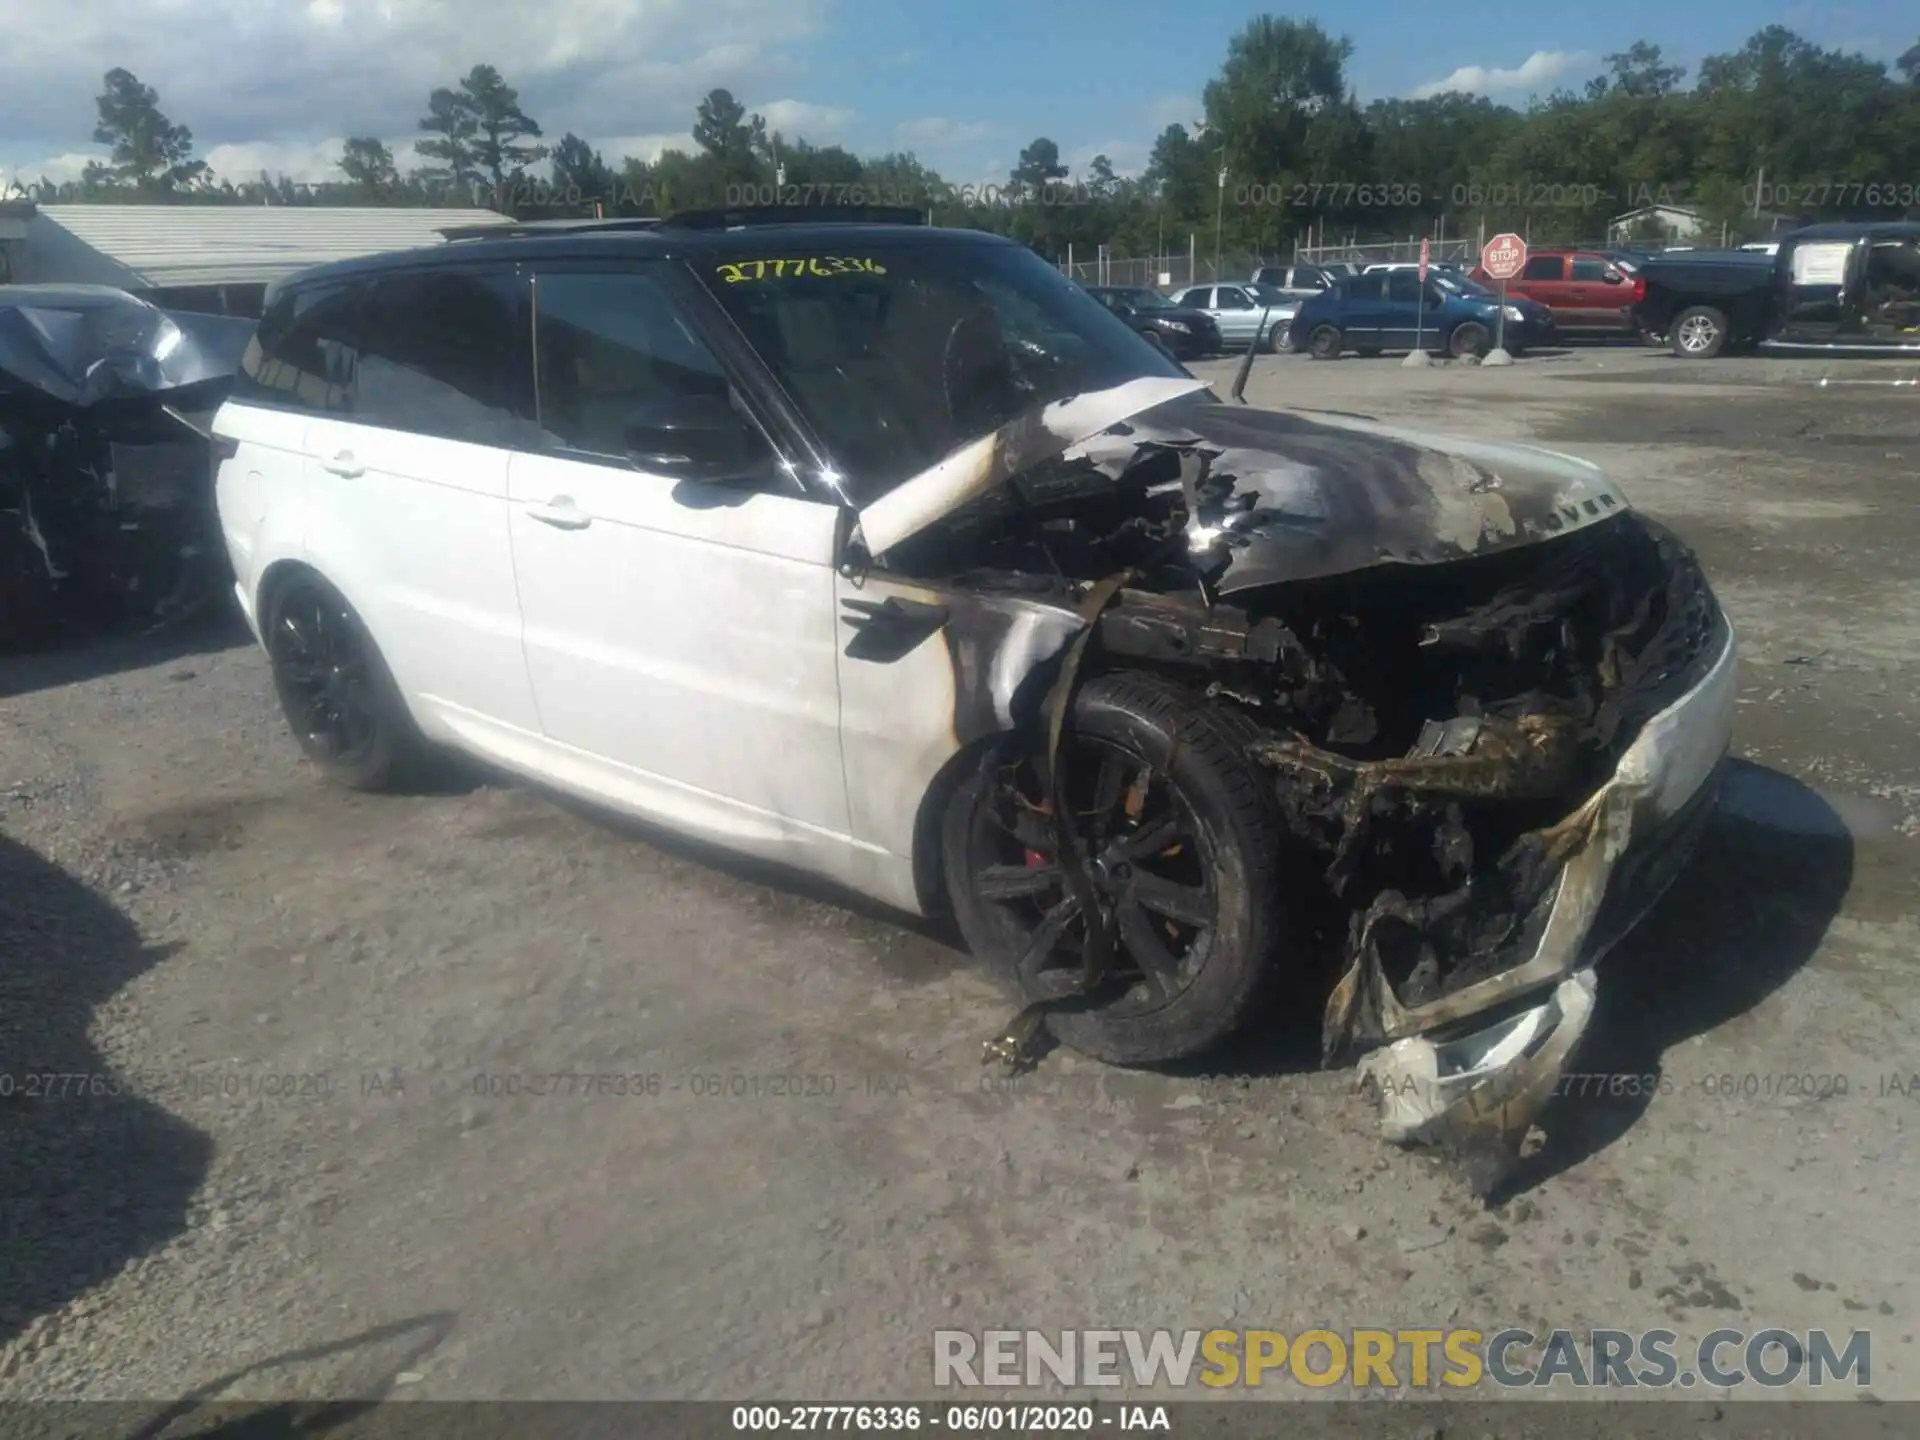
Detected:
[1469,249,1646,336]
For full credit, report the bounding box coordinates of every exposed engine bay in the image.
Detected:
[861,389,1732,1187]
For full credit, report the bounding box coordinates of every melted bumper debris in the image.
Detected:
[1,286,252,652]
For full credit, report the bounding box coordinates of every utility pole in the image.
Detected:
[1213,153,1227,281]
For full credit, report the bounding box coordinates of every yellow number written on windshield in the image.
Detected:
[714,257,889,283]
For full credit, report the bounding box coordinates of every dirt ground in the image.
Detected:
[2,343,1917,1408]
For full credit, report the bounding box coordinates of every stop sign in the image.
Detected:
[1481,233,1528,280]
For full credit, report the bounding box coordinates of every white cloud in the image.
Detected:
[756,99,853,138]
[0,0,830,164]
[1067,140,1147,178]
[0,150,98,186]
[1409,50,1591,100]
[588,132,693,163]
[1145,94,1201,131]
[893,117,992,150]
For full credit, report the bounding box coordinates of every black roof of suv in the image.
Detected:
[271,210,1009,299]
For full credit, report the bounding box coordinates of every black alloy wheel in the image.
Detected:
[943,672,1289,1065]
[266,574,426,790]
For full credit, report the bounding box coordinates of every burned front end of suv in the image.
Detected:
[860,386,1734,1184]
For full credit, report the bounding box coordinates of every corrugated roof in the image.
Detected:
[30,206,514,287]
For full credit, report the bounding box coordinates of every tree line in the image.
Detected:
[11,20,1920,257]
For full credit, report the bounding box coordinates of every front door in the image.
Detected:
[1339,273,1389,348]
[1564,255,1624,331]
[1211,285,1258,343]
[504,264,852,850]
[1380,270,1428,351]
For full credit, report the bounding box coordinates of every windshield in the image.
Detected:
[703,241,1187,503]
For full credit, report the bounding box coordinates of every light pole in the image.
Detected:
[1214,155,1227,281]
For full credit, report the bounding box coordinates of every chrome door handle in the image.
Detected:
[320,451,363,478]
[524,497,592,530]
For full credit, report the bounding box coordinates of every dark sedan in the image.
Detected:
[1084,285,1222,359]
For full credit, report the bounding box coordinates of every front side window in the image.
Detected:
[1386,271,1423,303]
[1570,258,1609,281]
[354,268,530,446]
[531,270,735,457]
[1214,287,1252,310]
[700,240,1186,501]
[236,281,360,414]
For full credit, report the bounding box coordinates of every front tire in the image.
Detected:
[1307,325,1343,360]
[1449,321,1491,359]
[941,673,1289,1065]
[265,573,430,792]
[1671,306,1727,358]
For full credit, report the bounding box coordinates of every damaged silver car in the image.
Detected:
[212,215,1736,1182]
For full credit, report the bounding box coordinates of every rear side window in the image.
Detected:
[531,270,733,460]
[236,282,360,413]
[353,268,531,447]
[1522,255,1566,280]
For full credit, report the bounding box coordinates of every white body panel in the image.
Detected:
[299,416,541,739]
[502,450,887,886]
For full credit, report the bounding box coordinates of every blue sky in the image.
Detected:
[0,0,1911,192]
[811,0,1911,179]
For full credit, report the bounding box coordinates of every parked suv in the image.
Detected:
[1469,249,1645,336]
[212,213,1735,1176]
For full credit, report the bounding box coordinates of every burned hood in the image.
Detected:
[1100,399,1634,592]
[0,285,255,408]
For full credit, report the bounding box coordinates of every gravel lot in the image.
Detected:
[3,344,1917,1407]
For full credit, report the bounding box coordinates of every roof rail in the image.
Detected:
[438,216,665,242]
[658,205,927,230]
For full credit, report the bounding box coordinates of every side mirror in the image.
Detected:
[1601,271,1623,285]
[624,391,769,482]
[1111,303,1138,322]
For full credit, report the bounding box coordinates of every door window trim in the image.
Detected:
[522,259,822,502]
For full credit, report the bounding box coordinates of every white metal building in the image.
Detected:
[0,203,514,315]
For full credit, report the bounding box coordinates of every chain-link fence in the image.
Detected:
[1057,251,1269,292]
[1060,232,1718,295]
[1291,238,1478,269]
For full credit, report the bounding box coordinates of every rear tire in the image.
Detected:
[941,672,1290,1065]
[1671,306,1727,358]
[1308,325,1343,360]
[264,573,431,792]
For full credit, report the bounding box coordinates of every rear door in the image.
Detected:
[298,265,544,739]
[504,262,852,844]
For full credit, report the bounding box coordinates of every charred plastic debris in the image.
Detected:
[0,285,253,653]
[883,394,1728,1188]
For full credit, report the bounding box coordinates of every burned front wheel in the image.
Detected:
[941,673,1290,1065]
